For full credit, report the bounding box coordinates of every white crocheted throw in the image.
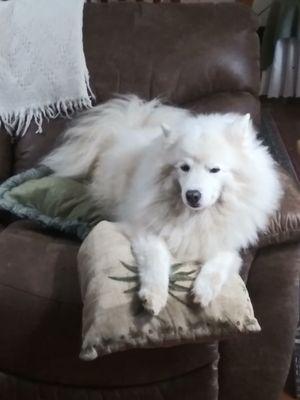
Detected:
[0,0,93,136]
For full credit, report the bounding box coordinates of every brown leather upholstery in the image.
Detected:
[0,128,12,182]
[13,119,68,174]
[219,242,300,400]
[83,3,259,104]
[0,360,219,400]
[0,3,299,400]
[260,170,300,247]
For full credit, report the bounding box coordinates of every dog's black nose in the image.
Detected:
[186,190,201,207]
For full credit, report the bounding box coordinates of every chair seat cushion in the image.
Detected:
[0,220,218,387]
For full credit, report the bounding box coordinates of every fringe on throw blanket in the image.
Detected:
[0,93,94,138]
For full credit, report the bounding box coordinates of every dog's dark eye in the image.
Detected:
[209,167,220,173]
[180,164,190,172]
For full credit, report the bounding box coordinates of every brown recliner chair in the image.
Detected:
[0,3,299,400]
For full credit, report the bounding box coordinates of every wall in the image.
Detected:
[253,0,273,25]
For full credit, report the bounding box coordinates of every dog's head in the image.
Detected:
[161,113,256,211]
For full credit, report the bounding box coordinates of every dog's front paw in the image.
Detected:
[192,273,223,307]
[139,286,168,316]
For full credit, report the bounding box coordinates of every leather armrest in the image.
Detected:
[259,170,300,248]
[0,210,16,227]
[0,129,12,183]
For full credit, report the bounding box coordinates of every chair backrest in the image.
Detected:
[0,2,260,181]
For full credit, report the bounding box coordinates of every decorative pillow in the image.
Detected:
[78,220,261,360]
[0,167,104,239]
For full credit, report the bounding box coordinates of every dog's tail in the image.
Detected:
[42,95,161,178]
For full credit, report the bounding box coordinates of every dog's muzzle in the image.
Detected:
[186,190,201,208]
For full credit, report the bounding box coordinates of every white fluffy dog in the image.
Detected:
[43,95,282,315]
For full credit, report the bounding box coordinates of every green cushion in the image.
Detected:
[0,167,104,240]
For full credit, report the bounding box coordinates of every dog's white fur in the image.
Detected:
[43,95,282,315]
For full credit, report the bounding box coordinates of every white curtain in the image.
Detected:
[260,38,300,98]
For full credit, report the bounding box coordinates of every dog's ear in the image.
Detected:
[228,114,255,147]
[161,123,171,138]
[232,113,251,132]
[241,113,251,128]
[161,123,176,146]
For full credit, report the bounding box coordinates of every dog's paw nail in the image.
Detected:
[192,273,224,308]
[193,294,211,307]
[138,287,167,316]
[192,285,215,307]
